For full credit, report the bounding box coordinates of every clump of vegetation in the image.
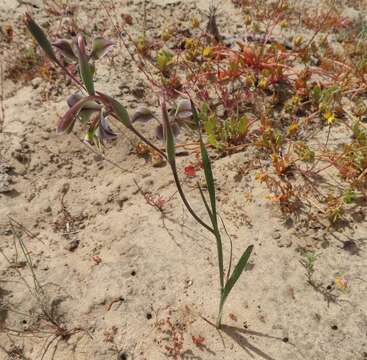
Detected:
[20,0,367,330]
[0,217,84,360]
[117,0,366,224]
[5,45,47,82]
[25,13,253,329]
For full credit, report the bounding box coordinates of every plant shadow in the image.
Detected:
[221,324,287,360]
[180,349,204,360]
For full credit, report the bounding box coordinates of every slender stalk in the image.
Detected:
[213,228,224,291]
[216,296,225,329]
[128,122,167,159]
[170,162,214,234]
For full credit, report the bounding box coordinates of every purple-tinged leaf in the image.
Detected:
[171,123,180,138]
[155,122,180,140]
[99,115,118,141]
[67,93,102,110]
[175,99,192,119]
[67,93,83,108]
[65,117,77,134]
[57,95,98,133]
[131,107,154,123]
[155,124,163,140]
[75,34,95,95]
[91,37,114,60]
[52,39,77,61]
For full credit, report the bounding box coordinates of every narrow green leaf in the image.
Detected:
[97,92,131,128]
[190,99,200,130]
[198,183,214,220]
[222,245,254,305]
[198,182,224,289]
[191,100,217,221]
[193,99,223,288]
[24,13,57,62]
[84,126,95,144]
[166,123,176,164]
[78,109,98,124]
[161,99,175,163]
[76,34,95,95]
[200,141,217,225]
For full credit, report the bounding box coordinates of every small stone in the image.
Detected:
[342,240,359,255]
[31,77,42,89]
[272,230,281,240]
[142,178,154,193]
[118,84,130,91]
[132,83,145,99]
[65,239,79,252]
[0,173,11,193]
[61,183,70,194]
[117,352,128,360]
[277,237,292,248]
[117,196,129,208]
[12,149,28,163]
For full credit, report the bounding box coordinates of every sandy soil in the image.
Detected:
[1,1,367,359]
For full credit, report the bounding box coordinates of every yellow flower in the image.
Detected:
[203,46,213,57]
[294,35,304,47]
[191,17,200,28]
[291,95,300,106]
[324,111,335,125]
[161,29,172,41]
[335,276,348,290]
[185,38,194,48]
[287,122,299,136]
[244,15,252,26]
[280,20,288,29]
[258,78,268,89]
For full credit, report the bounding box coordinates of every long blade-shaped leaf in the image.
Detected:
[199,182,224,289]
[161,98,176,164]
[193,99,223,288]
[25,13,57,62]
[76,34,95,95]
[198,183,214,221]
[192,100,217,221]
[97,92,131,128]
[200,141,217,225]
[221,245,254,305]
[190,99,200,130]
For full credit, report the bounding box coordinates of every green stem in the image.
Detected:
[213,228,224,291]
[170,162,215,234]
[216,293,225,329]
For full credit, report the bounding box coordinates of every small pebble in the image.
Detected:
[65,239,79,252]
